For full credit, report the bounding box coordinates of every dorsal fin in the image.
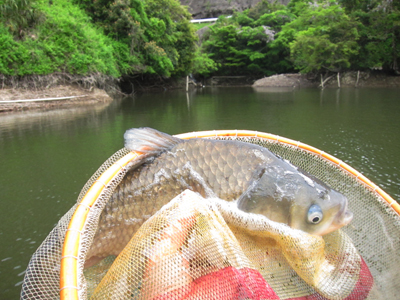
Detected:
[124,127,183,155]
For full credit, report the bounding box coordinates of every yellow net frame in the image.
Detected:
[59,130,399,300]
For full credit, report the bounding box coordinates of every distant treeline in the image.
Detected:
[1,0,399,82]
[199,0,400,76]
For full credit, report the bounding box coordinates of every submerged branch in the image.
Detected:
[319,74,335,89]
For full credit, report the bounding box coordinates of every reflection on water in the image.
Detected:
[0,87,399,298]
[0,102,118,299]
[252,86,297,93]
[0,103,112,141]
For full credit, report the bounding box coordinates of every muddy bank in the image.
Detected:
[252,72,400,88]
[0,85,113,113]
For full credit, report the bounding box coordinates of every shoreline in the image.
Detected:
[1,71,399,113]
[252,71,400,88]
[0,85,114,113]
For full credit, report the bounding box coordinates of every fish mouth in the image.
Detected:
[319,201,353,236]
[340,210,353,226]
[335,200,353,226]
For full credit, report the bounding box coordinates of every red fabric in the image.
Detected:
[153,266,280,300]
[286,258,373,300]
[343,258,374,300]
[152,259,373,300]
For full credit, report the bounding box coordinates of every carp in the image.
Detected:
[85,128,353,267]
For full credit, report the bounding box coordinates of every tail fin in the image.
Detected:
[124,127,183,155]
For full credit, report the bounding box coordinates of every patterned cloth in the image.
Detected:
[90,190,373,300]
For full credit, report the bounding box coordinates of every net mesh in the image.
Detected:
[21,134,400,300]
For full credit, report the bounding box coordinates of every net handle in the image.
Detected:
[60,129,399,300]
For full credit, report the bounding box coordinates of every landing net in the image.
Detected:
[21,130,400,300]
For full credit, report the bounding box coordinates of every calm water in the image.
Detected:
[0,87,399,299]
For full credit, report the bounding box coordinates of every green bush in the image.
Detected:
[0,0,120,76]
[200,7,295,76]
[72,0,197,77]
[0,0,42,37]
[0,0,197,79]
[281,0,360,73]
[3,0,399,80]
[198,0,400,76]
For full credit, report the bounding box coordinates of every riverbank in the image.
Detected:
[0,85,113,113]
[1,71,399,113]
[252,71,400,88]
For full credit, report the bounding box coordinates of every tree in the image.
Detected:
[145,0,197,77]
[72,0,149,73]
[278,0,360,73]
[191,46,219,77]
[347,1,400,71]
[200,7,295,76]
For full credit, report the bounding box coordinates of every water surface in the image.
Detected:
[0,87,399,299]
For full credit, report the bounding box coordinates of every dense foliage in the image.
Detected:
[197,0,400,76]
[1,0,399,80]
[0,0,197,78]
[199,4,295,76]
[0,0,120,76]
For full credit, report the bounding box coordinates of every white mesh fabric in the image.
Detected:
[21,135,400,300]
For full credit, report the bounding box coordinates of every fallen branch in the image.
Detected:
[0,95,87,103]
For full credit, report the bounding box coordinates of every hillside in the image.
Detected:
[1,0,399,94]
[181,0,290,19]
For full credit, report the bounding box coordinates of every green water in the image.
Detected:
[0,87,399,299]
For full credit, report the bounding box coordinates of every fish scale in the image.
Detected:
[84,128,353,268]
[86,139,263,265]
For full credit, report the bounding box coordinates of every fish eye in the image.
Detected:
[307,204,323,224]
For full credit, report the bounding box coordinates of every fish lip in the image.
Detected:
[340,210,354,226]
[335,199,353,226]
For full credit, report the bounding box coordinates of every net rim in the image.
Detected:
[60,151,141,299]
[59,129,399,300]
